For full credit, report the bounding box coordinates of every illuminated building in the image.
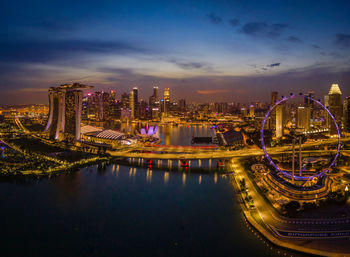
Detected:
[149,86,159,108]
[94,91,110,121]
[304,91,314,118]
[139,99,148,119]
[249,105,255,117]
[275,102,285,139]
[163,88,170,114]
[129,90,135,119]
[217,130,244,147]
[297,106,311,131]
[45,83,92,140]
[153,86,159,103]
[344,96,350,133]
[178,99,186,112]
[270,91,278,130]
[241,107,247,117]
[271,91,278,106]
[109,90,117,118]
[150,87,160,120]
[327,83,342,135]
[132,87,139,118]
[121,92,129,109]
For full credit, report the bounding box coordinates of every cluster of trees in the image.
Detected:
[282,190,348,217]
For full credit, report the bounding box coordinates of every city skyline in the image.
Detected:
[1,0,350,104]
[1,2,350,257]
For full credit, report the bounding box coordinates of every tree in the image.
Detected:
[283,201,300,217]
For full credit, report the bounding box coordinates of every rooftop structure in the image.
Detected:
[91,129,124,140]
[45,83,93,141]
[328,83,342,95]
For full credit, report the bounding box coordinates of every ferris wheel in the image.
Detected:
[260,93,341,181]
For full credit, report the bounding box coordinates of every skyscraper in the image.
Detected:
[270,91,278,130]
[94,91,110,121]
[271,91,278,106]
[297,106,311,131]
[249,105,255,117]
[275,102,285,139]
[109,90,117,118]
[178,99,186,112]
[344,96,350,133]
[328,84,342,135]
[129,90,135,120]
[149,86,159,107]
[132,87,139,118]
[304,91,314,118]
[45,83,92,141]
[153,86,159,103]
[164,88,170,114]
[121,92,129,109]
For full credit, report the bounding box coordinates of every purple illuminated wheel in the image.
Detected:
[260,93,341,180]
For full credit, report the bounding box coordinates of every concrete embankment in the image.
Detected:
[230,175,350,257]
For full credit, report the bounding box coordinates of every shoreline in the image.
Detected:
[1,156,110,177]
[230,174,350,257]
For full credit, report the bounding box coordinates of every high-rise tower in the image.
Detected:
[45,83,92,141]
[275,102,285,139]
[344,96,350,133]
[297,106,311,131]
[129,90,135,120]
[328,84,342,135]
[271,91,278,106]
[163,88,170,114]
[132,87,139,118]
[153,86,159,103]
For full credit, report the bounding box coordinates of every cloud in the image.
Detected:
[320,51,338,57]
[196,89,230,95]
[0,39,150,63]
[240,22,288,38]
[228,18,240,27]
[206,13,222,24]
[267,63,281,68]
[286,36,303,43]
[247,64,257,68]
[97,67,138,76]
[311,44,320,49]
[335,33,350,48]
[169,59,213,71]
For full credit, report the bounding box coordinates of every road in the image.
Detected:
[231,158,350,255]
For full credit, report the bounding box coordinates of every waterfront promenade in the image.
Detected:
[231,158,350,256]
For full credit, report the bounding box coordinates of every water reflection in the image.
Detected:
[109,121,214,146]
[146,169,152,183]
[164,171,169,184]
[0,163,284,257]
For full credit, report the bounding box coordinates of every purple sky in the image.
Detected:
[0,0,349,104]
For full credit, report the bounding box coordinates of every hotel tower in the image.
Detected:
[45,83,93,141]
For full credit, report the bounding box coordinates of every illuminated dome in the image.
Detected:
[329,83,342,95]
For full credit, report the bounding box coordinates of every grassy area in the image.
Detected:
[0,147,59,173]
[9,137,63,153]
[23,123,45,132]
[8,136,95,162]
